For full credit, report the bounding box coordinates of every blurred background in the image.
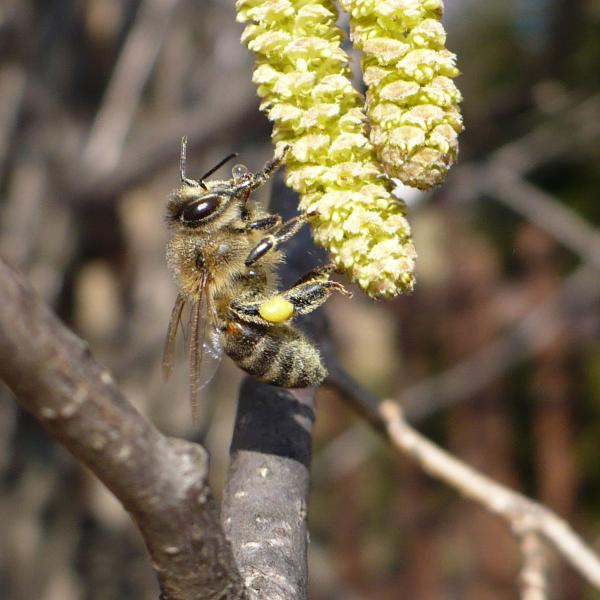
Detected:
[0,0,599,598]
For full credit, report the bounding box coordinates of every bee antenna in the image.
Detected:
[180,136,189,181]
[200,153,239,183]
[180,136,204,188]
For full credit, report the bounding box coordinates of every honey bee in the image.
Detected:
[163,138,350,417]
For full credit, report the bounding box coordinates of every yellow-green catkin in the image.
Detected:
[237,0,416,297]
[340,0,463,190]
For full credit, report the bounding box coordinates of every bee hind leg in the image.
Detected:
[229,264,351,325]
[290,262,337,287]
[281,266,352,317]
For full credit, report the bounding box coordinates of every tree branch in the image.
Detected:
[0,257,245,600]
[325,359,600,591]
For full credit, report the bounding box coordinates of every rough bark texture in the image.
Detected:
[222,381,314,599]
[0,258,245,600]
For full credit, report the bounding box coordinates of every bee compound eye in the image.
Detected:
[180,195,220,224]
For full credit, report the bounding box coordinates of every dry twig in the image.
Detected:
[376,398,600,590]
[519,531,548,600]
[325,362,600,592]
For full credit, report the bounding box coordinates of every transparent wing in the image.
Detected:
[162,294,186,381]
[162,280,223,421]
[189,272,223,421]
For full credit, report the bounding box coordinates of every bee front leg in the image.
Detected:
[236,145,290,194]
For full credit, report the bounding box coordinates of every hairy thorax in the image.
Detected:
[165,224,281,306]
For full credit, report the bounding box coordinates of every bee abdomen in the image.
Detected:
[223,321,326,388]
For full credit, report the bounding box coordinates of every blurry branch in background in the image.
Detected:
[489,93,600,174]
[449,94,600,271]
[404,92,600,420]
[81,0,181,176]
[0,258,246,600]
[71,85,261,205]
[69,0,262,206]
[482,166,600,270]
[401,263,600,420]
[63,0,273,211]
[0,65,27,182]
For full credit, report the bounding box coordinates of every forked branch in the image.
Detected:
[0,258,245,600]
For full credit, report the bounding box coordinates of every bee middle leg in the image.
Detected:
[245,214,281,231]
[245,213,312,266]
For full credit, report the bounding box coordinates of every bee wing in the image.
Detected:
[189,272,223,421]
[162,294,185,381]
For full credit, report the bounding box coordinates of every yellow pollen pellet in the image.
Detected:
[259,296,295,323]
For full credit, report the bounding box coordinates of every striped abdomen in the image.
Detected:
[222,320,326,387]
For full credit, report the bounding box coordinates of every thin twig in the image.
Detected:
[377,399,600,589]
[518,531,548,600]
[0,257,246,600]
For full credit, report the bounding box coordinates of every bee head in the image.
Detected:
[166,138,243,228]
